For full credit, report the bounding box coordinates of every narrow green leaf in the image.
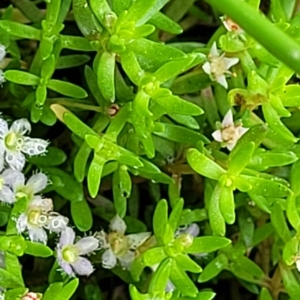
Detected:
[97,51,116,102]
[170,260,198,297]
[73,0,99,37]
[24,241,53,257]
[153,199,168,244]
[149,12,183,34]
[4,70,40,85]
[270,202,291,242]
[154,123,209,145]
[208,184,226,236]
[219,185,235,224]
[47,79,87,98]
[228,142,255,175]
[87,154,106,198]
[126,0,168,26]
[56,279,79,300]
[187,148,226,180]
[0,21,41,40]
[148,258,172,293]
[187,236,231,254]
[198,254,228,282]
[239,175,291,197]
[71,199,93,231]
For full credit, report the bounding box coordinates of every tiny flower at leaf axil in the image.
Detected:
[212,109,248,151]
[202,42,239,89]
[0,118,49,170]
[22,292,42,300]
[220,16,244,34]
[57,227,99,277]
[96,215,151,270]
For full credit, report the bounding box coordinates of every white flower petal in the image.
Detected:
[22,138,48,156]
[220,16,231,31]
[118,251,135,270]
[127,232,151,249]
[0,44,6,61]
[2,168,25,189]
[0,70,5,84]
[296,259,300,272]
[57,250,74,276]
[59,227,75,247]
[202,62,211,75]
[26,173,48,193]
[238,126,249,137]
[28,227,48,244]
[16,213,27,233]
[96,231,109,249]
[0,185,15,204]
[10,118,31,135]
[184,223,200,237]
[223,57,239,69]
[102,248,117,269]
[109,215,126,234]
[5,151,26,171]
[212,130,223,142]
[76,236,99,255]
[226,142,236,151]
[0,151,4,172]
[46,214,68,233]
[216,74,228,89]
[30,197,53,212]
[71,257,94,276]
[222,110,234,127]
[165,280,176,292]
[0,118,8,138]
[210,42,219,57]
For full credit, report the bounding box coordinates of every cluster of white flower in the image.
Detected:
[56,215,151,276]
[0,117,70,245]
[0,116,151,279]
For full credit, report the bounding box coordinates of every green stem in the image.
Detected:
[49,98,104,113]
[205,0,300,73]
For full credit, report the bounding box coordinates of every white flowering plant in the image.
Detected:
[1,0,300,300]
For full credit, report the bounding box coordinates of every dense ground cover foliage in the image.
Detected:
[2,0,300,299]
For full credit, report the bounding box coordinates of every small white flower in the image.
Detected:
[16,196,68,244]
[97,215,151,270]
[0,45,6,62]
[9,171,48,202]
[212,109,248,151]
[175,223,200,238]
[16,197,53,244]
[202,42,239,89]
[57,227,99,277]
[0,118,49,171]
[220,16,243,34]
